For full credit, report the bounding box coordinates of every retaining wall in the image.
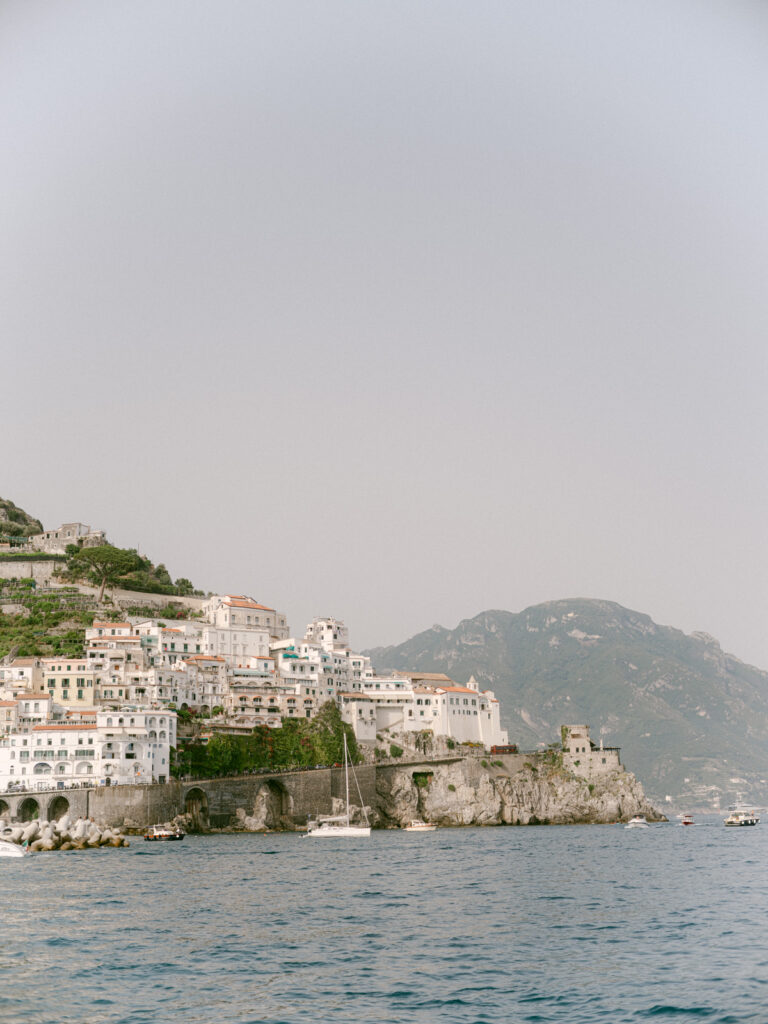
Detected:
[0,765,379,830]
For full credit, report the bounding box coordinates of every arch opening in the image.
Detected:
[48,795,70,821]
[184,787,209,833]
[18,798,40,821]
[258,780,290,829]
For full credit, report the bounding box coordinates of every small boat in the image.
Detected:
[404,820,437,832]
[0,839,26,859]
[306,735,371,838]
[680,814,695,826]
[724,809,759,827]
[143,825,185,842]
[624,815,649,829]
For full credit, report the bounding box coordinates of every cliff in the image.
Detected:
[376,757,662,827]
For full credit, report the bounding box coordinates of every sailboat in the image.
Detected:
[305,734,371,838]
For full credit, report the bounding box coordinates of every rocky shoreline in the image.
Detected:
[177,756,664,833]
[376,757,664,828]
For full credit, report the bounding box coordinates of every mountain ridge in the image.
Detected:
[364,598,768,809]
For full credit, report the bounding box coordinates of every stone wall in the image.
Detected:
[0,560,63,586]
[0,764,378,830]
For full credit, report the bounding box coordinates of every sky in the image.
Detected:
[3,2,768,666]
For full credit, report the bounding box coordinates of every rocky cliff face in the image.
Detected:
[376,758,662,827]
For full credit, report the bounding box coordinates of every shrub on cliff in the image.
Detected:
[174,701,361,778]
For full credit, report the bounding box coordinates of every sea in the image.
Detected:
[1,818,765,1024]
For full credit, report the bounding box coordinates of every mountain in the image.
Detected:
[365,599,768,809]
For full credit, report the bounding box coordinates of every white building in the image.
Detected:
[304,617,351,651]
[0,707,177,792]
[203,595,289,640]
[0,657,44,693]
[339,675,509,749]
[97,708,176,786]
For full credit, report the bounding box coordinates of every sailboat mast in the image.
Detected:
[344,733,350,827]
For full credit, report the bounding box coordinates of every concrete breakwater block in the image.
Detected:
[0,815,129,852]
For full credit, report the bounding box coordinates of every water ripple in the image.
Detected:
[1,821,766,1023]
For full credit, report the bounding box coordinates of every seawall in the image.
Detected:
[0,765,378,831]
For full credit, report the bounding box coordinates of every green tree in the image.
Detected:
[153,563,172,586]
[69,545,142,601]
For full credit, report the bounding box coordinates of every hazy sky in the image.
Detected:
[4,2,768,666]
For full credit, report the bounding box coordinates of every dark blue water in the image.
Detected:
[1,820,765,1024]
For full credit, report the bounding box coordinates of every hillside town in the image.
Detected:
[0,549,510,792]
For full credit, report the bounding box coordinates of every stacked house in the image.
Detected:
[0,596,509,792]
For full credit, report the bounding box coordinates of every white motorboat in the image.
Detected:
[144,825,185,842]
[724,809,759,827]
[404,820,437,832]
[0,839,26,859]
[680,814,695,826]
[306,734,370,838]
[624,815,649,829]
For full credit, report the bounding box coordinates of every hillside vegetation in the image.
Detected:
[366,599,768,808]
[0,581,99,659]
[0,499,203,659]
[0,579,196,660]
[61,544,200,599]
[0,498,43,539]
[176,702,361,778]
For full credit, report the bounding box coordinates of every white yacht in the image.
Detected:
[624,815,649,829]
[306,735,371,838]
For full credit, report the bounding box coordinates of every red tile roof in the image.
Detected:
[223,599,275,611]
